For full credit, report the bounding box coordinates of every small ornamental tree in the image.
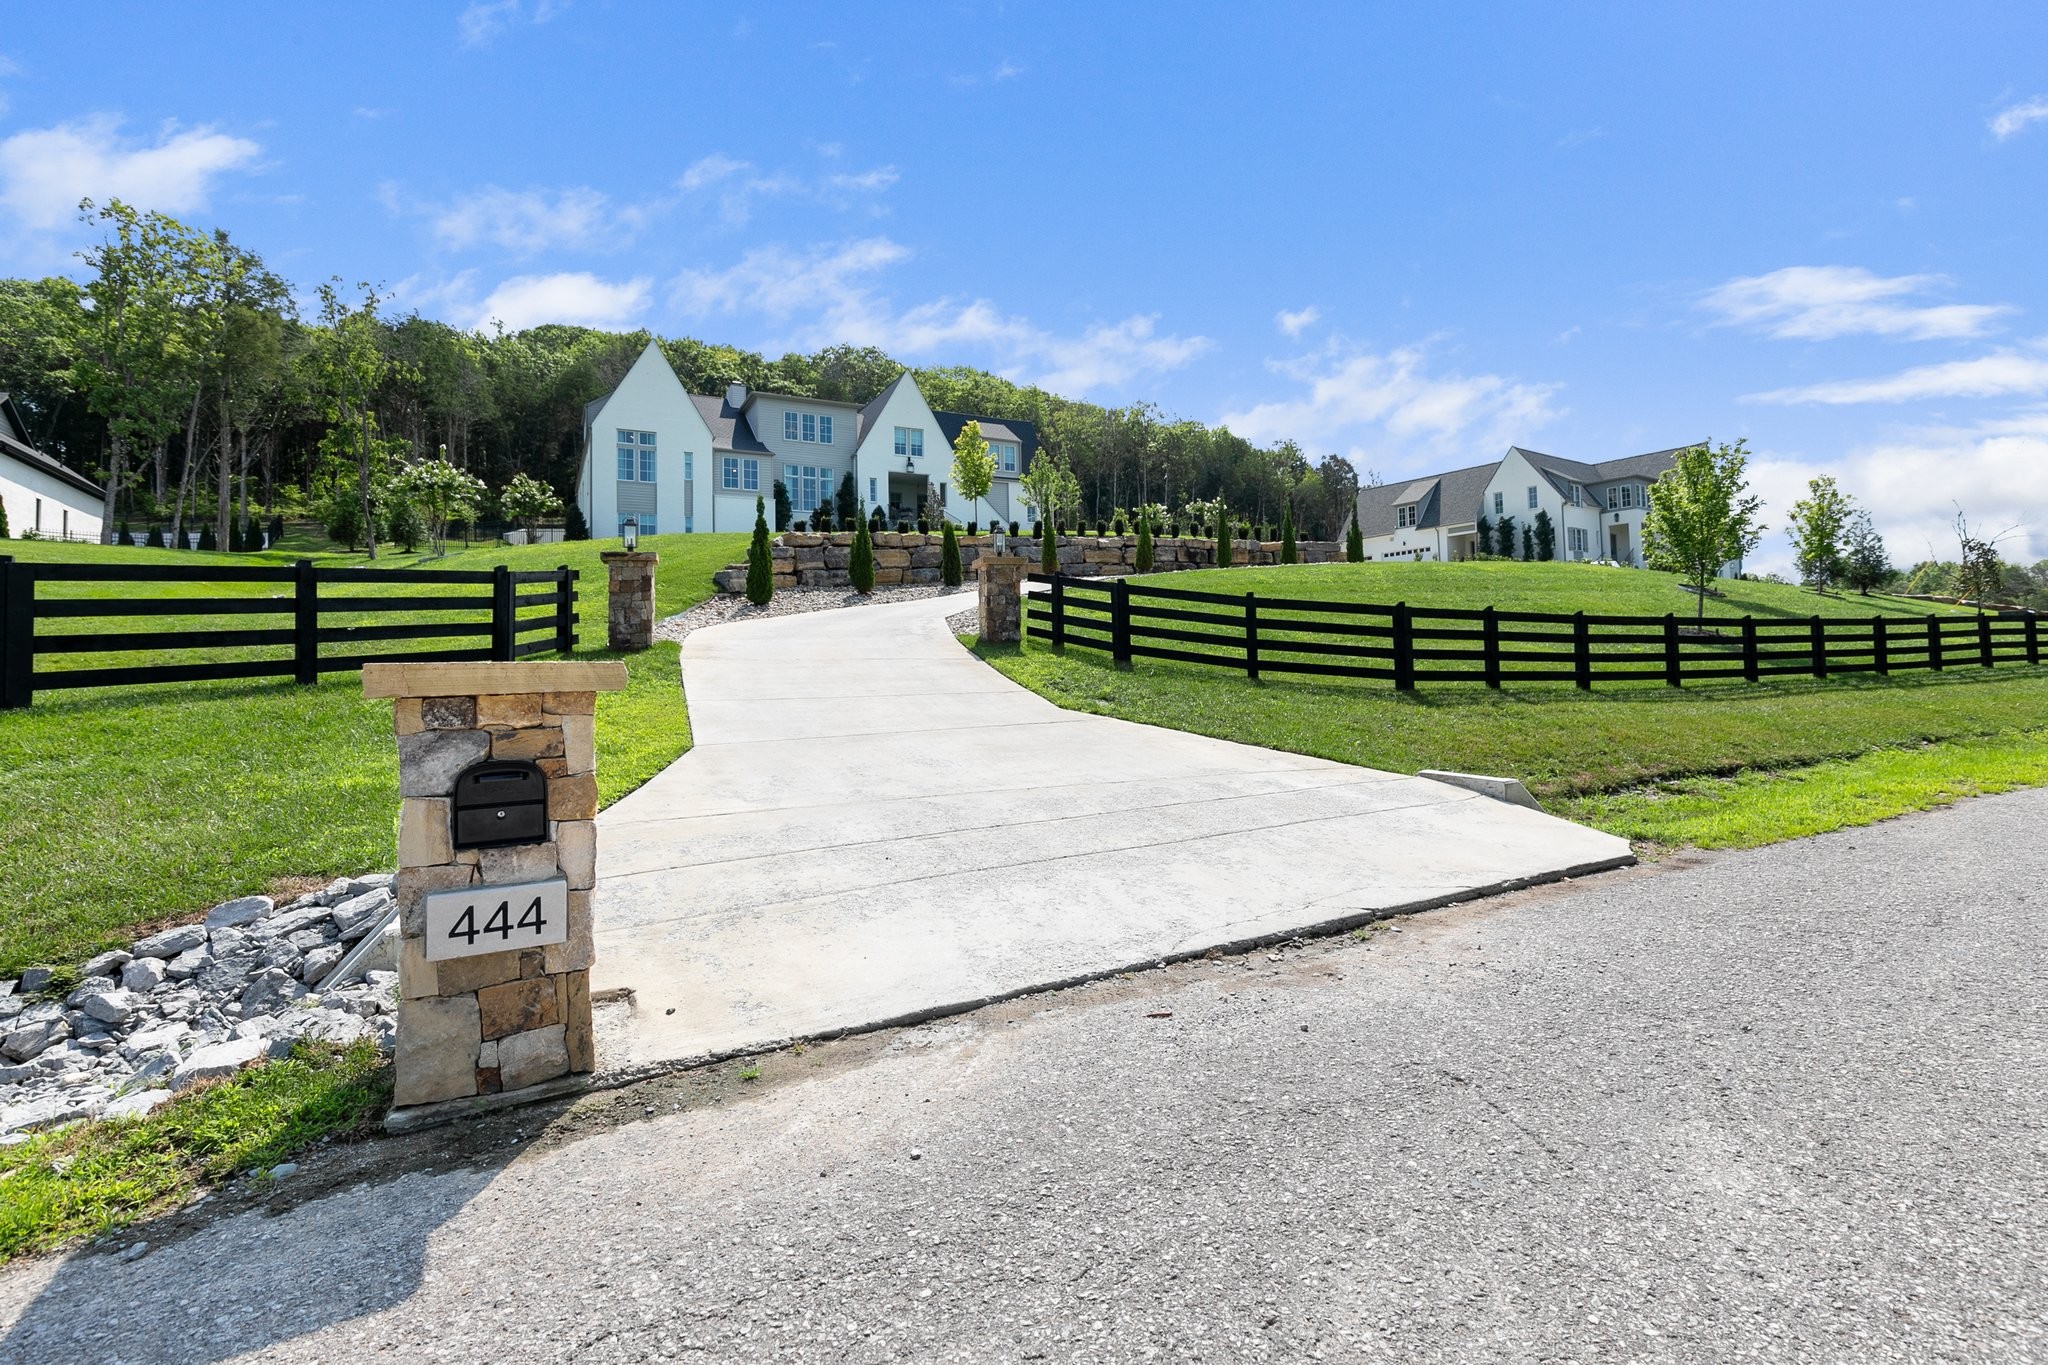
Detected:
[1346,515,1364,562]
[1135,512,1154,572]
[835,472,859,531]
[391,453,488,554]
[1495,514,1517,560]
[1642,440,1766,622]
[145,524,165,549]
[1842,510,1893,595]
[849,507,876,593]
[500,471,565,541]
[1534,510,1555,561]
[1953,509,2008,613]
[744,495,774,605]
[1280,501,1298,564]
[1475,514,1493,556]
[950,420,996,533]
[1787,475,1853,592]
[117,520,135,546]
[772,479,792,532]
[1040,512,1058,575]
[197,521,218,551]
[1521,525,1535,560]
[1214,500,1231,566]
[941,521,963,587]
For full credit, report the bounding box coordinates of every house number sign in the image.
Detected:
[423,877,570,961]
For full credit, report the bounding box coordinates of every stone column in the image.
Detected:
[363,660,627,1124]
[975,554,1033,645]
[599,551,658,650]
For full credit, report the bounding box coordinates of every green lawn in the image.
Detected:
[980,561,2048,850]
[0,531,746,975]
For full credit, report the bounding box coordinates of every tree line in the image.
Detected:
[0,199,1368,554]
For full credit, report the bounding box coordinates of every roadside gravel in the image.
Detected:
[2,788,2041,1363]
[655,583,971,646]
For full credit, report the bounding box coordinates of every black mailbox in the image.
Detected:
[451,760,550,850]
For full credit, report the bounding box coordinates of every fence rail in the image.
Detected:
[1023,573,2042,690]
[0,557,578,708]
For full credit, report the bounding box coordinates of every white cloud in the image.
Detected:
[0,53,18,116]
[1275,306,1320,337]
[675,154,896,226]
[470,271,650,332]
[1748,418,2048,574]
[673,237,1208,394]
[678,154,747,191]
[421,184,624,255]
[1701,265,2009,341]
[458,0,569,46]
[1748,344,2048,404]
[0,115,261,231]
[1990,97,2048,141]
[1218,341,1562,464]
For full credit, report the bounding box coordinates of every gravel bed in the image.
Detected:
[655,584,972,646]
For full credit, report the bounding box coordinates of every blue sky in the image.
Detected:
[2,2,2045,572]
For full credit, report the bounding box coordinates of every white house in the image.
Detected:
[0,393,103,543]
[1351,443,1741,575]
[575,342,1037,536]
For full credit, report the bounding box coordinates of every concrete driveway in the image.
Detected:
[591,592,1632,1065]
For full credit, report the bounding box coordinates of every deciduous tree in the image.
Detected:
[950,419,995,533]
[1642,440,1766,621]
[1787,475,1853,592]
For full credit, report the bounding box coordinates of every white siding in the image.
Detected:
[854,381,953,522]
[577,341,716,536]
[0,451,103,543]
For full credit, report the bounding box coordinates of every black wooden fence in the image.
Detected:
[0,557,577,708]
[1025,573,2042,690]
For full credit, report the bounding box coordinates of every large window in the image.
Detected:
[617,428,656,481]
[721,456,739,490]
[784,411,799,441]
[784,411,834,443]
[802,413,816,442]
[991,441,1018,472]
[819,415,833,443]
[784,464,833,513]
[742,458,760,493]
[893,426,923,460]
[1567,526,1588,558]
[1621,485,1636,509]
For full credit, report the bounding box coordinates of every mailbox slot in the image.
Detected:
[451,759,550,849]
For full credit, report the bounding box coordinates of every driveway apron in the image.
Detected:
[593,592,1633,1064]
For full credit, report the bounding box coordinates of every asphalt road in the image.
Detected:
[2,788,2043,1363]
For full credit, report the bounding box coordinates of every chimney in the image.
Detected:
[724,380,747,410]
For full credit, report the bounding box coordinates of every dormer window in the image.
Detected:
[1571,483,1583,505]
[1621,485,1636,509]
[1396,504,1417,529]
[1607,486,1619,510]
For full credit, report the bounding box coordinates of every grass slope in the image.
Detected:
[980,561,2048,850]
[0,532,745,974]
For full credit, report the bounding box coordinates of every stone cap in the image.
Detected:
[599,551,658,565]
[363,661,629,699]
[975,554,1036,570]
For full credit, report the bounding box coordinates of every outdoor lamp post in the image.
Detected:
[992,525,1008,556]
[622,517,638,551]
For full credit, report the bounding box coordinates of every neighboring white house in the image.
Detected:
[1351,443,1741,576]
[575,342,1037,536]
[0,393,104,543]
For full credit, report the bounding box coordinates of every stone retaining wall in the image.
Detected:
[713,533,1346,594]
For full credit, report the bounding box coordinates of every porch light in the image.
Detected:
[622,517,639,551]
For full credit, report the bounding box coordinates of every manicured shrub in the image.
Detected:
[849,514,875,594]
[117,521,135,546]
[966,520,978,536]
[1476,515,1494,556]
[1008,521,1019,536]
[197,522,218,551]
[145,524,165,549]
[1345,516,1364,563]
[0,498,8,538]
[1095,519,1106,536]
[1031,520,1042,538]
[815,501,834,533]
[228,518,244,552]
[941,522,963,588]
[1213,502,1230,566]
[1040,515,1058,575]
[269,514,285,547]
[745,495,774,606]
[917,518,929,534]
[1522,525,1535,560]
[772,479,792,532]
[1135,514,1154,573]
[564,502,590,541]
[896,521,910,534]
[1280,502,1297,564]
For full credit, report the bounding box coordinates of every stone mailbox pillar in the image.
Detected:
[975,554,1033,645]
[363,660,627,1124]
[599,551,658,650]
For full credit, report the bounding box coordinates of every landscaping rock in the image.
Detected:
[103,1090,173,1122]
[7,1018,74,1062]
[17,967,55,994]
[132,924,208,959]
[121,956,168,993]
[74,987,141,1027]
[332,889,394,942]
[81,949,133,979]
[300,944,345,987]
[163,945,211,981]
[263,904,337,938]
[205,895,274,930]
[121,1023,191,1061]
[240,970,307,1015]
[172,1037,266,1090]
[397,729,492,799]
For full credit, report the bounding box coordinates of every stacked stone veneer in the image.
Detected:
[600,550,657,650]
[975,554,1033,645]
[713,533,1346,595]
[364,660,627,1113]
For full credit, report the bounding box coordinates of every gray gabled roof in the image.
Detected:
[0,393,104,502]
[1513,444,1699,490]
[1353,459,1498,538]
[932,410,1039,476]
[688,394,773,454]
